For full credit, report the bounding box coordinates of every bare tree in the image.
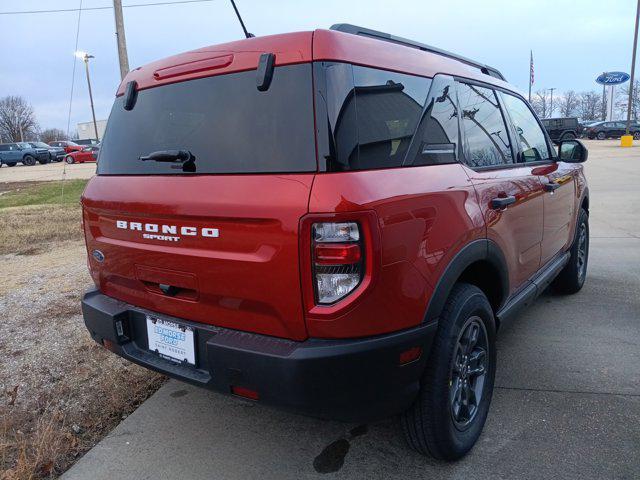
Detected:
[577,91,602,121]
[531,90,551,118]
[40,128,69,144]
[615,80,640,121]
[558,90,579,117]
[0,96,39,142]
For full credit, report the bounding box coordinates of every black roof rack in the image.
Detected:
[330,23,506,81]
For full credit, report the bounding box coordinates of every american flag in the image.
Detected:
[530,51,535,85]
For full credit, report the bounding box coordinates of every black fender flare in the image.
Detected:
[422,239,509,325]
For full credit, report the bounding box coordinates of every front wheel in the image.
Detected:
[23,155,37,166]
[402,283,496,460]
[633,131,640,140]
[65,155,75,164]
[553,208,589,294]
[6,162,17,167]
[596,131,606,140]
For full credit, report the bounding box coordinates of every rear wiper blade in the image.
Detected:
[139,150,194,163]
[139,150,196,172]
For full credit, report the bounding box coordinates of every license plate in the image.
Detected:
[146,316,196,365]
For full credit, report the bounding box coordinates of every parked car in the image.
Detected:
[64,145,99,164]
[0,142,50,166]
[540,117,579,143]
[27,141,65,162]
[80,24,590,460]
[49,140,83,153]
[584,120,640,139]
[74,138,100,146]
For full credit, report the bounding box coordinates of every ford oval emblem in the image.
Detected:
[92,249,105,262]
[595,72,630,85]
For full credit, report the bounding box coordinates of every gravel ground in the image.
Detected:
[0,162,95,183]
[0,221,163,477]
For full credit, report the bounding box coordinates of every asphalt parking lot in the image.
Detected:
[63,140,639,480]
[0,160,95,182]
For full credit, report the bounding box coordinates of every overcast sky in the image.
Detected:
[0,0,636,133]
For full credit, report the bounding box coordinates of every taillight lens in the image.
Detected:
[312,222,363,304]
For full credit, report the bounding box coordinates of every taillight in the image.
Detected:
[312,222,363,304]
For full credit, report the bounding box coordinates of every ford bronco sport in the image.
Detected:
[80,24,590,460]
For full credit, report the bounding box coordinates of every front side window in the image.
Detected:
[501,93,551,162]
[323,64,431,171]
[458,83,513,167]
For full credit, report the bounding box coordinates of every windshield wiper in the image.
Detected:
[139,150,196,172]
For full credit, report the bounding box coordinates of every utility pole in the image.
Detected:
[549,87,556,118]
[113,0,130,79]
[626,0,640,134]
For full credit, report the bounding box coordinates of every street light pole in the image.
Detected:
[626,0,640,134]
[77,52,99,141]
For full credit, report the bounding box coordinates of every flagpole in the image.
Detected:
[529,50,533,103]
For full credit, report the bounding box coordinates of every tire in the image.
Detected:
[633,132,640,140]
[65,155,75,164]
[552,208,589,294]
[22,155,37,166]
[38,158,50,165]
[402,283,496,460]
[6,162,17,167]
[596,131,606,140]
[561,132,576,141]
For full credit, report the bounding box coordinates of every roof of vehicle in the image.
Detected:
[116,27,513,96]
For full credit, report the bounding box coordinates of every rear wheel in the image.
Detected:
[596,131,606,140]
[553,208,589,294]
[402,283,496,460]
[633,131,640,140]
[65,155,75,164]
[23,155,37,166]
[6,162,17,167]
[561,132,576,141]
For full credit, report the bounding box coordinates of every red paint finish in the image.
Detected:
[82,174,314,341]
[67,147,98,163]
[305,164,484,338]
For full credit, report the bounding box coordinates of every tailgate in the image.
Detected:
[82,175,314,341]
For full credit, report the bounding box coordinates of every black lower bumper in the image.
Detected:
[81,289,437,422]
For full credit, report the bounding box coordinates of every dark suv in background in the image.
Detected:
[28,141,65,162]
[541,117,579,143]
[585,121,640,139]
[0,142,50,166]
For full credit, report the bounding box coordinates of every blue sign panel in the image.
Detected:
[596,72,630,85]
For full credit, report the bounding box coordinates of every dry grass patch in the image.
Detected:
[0,205,83,255]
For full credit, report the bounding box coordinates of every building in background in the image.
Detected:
[76,120,107,141]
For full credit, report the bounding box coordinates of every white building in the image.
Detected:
[77,119,107,141]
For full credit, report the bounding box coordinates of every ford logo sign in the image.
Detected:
[92,249,105,262]
[596,72,630,85]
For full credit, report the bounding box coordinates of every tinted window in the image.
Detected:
[501,93,551,162]
[0,145,8,151]
[324,64,431,171]
[98,64,316,175]
[409,76,459,165]
[458,83,513,167]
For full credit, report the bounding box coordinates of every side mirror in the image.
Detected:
[557,139,588,163]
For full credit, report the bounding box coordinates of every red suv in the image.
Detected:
[80,25,590,460]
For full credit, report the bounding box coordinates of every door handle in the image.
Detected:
[544,182,561,192]
[491,196,517,209]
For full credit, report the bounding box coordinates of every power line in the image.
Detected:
[0,0,214,16]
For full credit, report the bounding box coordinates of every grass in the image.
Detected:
[0,180,88,255]
[0,180,88,209]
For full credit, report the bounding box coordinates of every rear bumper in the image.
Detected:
[81,289,437,422]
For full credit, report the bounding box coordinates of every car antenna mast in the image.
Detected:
[229,0,254,38]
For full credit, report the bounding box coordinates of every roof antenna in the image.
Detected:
[230,0,254,38]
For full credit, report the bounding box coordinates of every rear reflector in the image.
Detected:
[399,346,422,365]
[315,243,361,264]
[231,386,259,400]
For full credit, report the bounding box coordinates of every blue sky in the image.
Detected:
[0,0,636,132]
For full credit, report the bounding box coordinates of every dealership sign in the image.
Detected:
[596,72,630,85]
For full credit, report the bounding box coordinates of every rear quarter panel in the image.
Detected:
[307,163,484,338]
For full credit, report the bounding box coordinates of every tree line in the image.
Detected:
[530,82,640,121]
[0,95,71,144]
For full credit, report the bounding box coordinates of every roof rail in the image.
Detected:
[329,23,506,81]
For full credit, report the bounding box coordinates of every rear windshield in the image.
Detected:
[98,64,316,175]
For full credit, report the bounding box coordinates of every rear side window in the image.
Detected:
[501,93,551,162]
[323,64,431,171]
[98,64,316,175]
[458,83,513,168]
